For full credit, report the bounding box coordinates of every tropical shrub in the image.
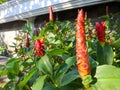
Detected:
[0,6,120,90]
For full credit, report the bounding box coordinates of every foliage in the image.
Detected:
[0,0,9,4]
[0,46,9,56]
[0,8,120,90]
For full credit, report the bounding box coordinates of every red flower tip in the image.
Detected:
[26,33,30,48]
[106,6,109,15]
[77,9,84,23]
[34,39,44,57]
[49,6,54,21]
[108,39,112,43]
[35,28,39,36]
[96,22,106,44]
[44,20,46,27]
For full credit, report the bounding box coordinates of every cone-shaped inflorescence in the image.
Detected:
[44,20,46,27]
[34,38,44,57]
[96,22,105,46]
[35,28,39,36]
[76,9,91,88]
[26,33,30,48]
[49,6,54,21]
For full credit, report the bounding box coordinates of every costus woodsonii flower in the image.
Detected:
[49,6,54,21]
[34,38,44,57]
[96,22,105,45]
[76,9,91,80]
[26,33,30,48]
[35,28,39,36]
[44,20,46,27]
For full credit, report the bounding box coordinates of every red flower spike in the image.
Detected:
[35,28,39,36]
[49,6,54,21]
[76,9,91,80]
[106,6,109,15]
[44,20,46,27]
[34,39,44,57]
[96,22,105,45]
[26,33,30,48]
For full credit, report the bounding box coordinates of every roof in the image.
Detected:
[0,0,119,24]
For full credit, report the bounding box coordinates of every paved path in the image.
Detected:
[0,56,9,65]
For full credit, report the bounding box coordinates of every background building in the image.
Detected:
[0,0,120,50]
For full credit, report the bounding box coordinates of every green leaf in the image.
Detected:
[97,43,114,65]
[43,83,80,90]
[32,75,47,90]
[55,56,76,86]
[0,88,4,90]
[91,65,120,90]
[19,68,37,90]
[0,65,7,76]
[58,56,76,73]
[89,57,97,69]
[6,58,20,74]
[47,49,65,56]
[104,44,114,64]
[111,38,120,48]
[61,68,79,87]
[37,55,53,75]
[43,83,58,90]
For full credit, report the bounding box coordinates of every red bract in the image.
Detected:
[96,22,105,45]
[34,38,44,57]
[108,39,112,43]
[35,28,39,36]
[76,9,91,79]
[44,20,46,27]
[49,6,54,21]
[26,33,30,48]
[106,6,109,15]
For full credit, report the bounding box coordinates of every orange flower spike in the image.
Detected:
[96,22,106,46]
[49,6,54,21]
[76,9,91,79]
[26,33,30,48]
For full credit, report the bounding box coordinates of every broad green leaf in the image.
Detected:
[37,55,52,75]
[61,68,79,87]
[111,38,120,48]
[97,43,114,65]
[19,68,37,90]
[14,37,22,41]
[54,40,62,44]
[62,54,69,60]
[0,88,4,90]
[43,83,56,90]
[47,49,65,56]
[6,58,20,74]
[32,75,47,90]
[0,65,7,76]
[43,83,80,90]
[64,42,73,50]
[55,56,76,86]
[91,65,120,90]
[89,57,97,69]
[104,44,114,64]
[57,56,76,73]
[46,32,55,43]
